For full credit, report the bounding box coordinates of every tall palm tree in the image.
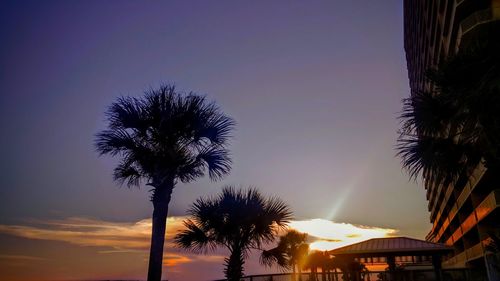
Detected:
[95,85,235,281]
[397,38,500,186]
[261,230,309,281]
[174,186,292,281]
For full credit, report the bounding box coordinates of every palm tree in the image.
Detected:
[304,251,325,281]
[95,85,235,281]
[174,186,292,281]
[335,258,367,281]
[261,230,309,281]
[397,38,500,187]
[325,256,342,281]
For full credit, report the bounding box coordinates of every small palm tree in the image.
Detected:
[304,251,330,281]
[174,186,292,281]
[335,257,367,281]
[325,256,342,281]
[95,85,235,281]
[261,230,309,281]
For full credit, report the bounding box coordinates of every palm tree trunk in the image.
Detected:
[298,263,303,281]
[225,247,244,281]
[292,262,297,281]
[147,181,174,281]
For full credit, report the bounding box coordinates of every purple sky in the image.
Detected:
[0,1,431,280]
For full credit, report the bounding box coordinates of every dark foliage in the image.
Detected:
[397,39,500,187]
[95,84,235,187]
[261,230,309,272]
[175,186,292,281]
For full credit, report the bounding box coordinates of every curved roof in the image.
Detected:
[329,237,452,256]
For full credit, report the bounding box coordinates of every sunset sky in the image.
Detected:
[0,1,430,280]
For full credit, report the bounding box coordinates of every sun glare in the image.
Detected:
[289,218,397,251]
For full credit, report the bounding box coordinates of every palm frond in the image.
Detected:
[173,219,218,253]
[264,196,293,227]
[197,147,232,181]
[260,247,289,269]
[397,134,476,185]
[95,129,137,156]
[399,90,456,137]
[200,112,236,145]
[176,186,291,267]
[113,159,143,187]
[107,96,147,132]
[397,38,500,184]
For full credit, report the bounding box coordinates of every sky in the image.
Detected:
[0,1,431,280]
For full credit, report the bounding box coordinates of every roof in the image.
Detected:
[328,237,452,256]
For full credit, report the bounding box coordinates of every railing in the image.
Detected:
[443,250,467,268]
[475,189,500,222]
[466,241,484,261]
[214,269,487,281]
[428,163,486,243]
[443,238,491,268]
[443,189,499,246]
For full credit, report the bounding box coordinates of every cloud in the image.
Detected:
[289,218,398,251]
[0,255,46,261]
[0,217,398,265]
[0,255,48,269]
[0,216,228,272]
[0,216,186,251]
[163,254,192,267]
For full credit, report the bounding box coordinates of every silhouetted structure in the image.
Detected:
[213,269,482,281]
[329,237,452,281]
[403,1,500,280]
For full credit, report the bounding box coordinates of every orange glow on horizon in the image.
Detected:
[0,216,399,281]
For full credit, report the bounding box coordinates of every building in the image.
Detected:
[403,0,500,280]
[404,0,500,93]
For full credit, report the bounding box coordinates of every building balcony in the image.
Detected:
[475,188,500,221]
[443,189,500,246]
[443,238,490,268]
[426,162,486,242]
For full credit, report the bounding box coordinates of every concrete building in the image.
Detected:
[403,0,500,279]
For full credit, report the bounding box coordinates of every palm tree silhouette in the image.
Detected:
[174,186,292,281]
[95,85,235,281]
[261,229,309,281]
[305,254,340,281]
[304,251,320,281]
[397,39,500,186]
[325,256,342,281]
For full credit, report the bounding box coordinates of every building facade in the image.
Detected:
[403,0,500,280]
